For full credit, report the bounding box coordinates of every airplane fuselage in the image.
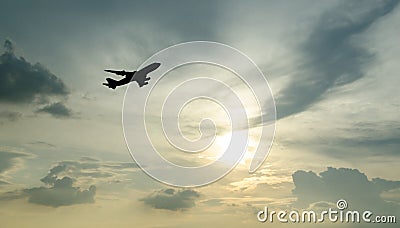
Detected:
[103,62,160,89]
[115,74,134,86]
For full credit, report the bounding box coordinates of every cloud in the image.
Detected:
[27,141,56,148]
[0,149,30,183]
[0,111,22,122]
[24,176,96,207]
[36,102,73,118]
[0,157,139,207]
[0,39,69,104]
[0,150,26,173]
[3,39,14,53]
[0,151,27,174]
[140,188,200,211]
[37,158,138,188]
[0,162,96,207]
[0,39,73,119]
[292,167,400,213]
[275,0,399,119]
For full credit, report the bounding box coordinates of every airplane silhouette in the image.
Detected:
[103,62,161,89]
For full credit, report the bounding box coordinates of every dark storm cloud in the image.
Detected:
[0,111,22,122]
[292,167,400,213]
[140,188,200,211]
[0,40,69,104]
[36,102,73,118]
[276,0,399,119]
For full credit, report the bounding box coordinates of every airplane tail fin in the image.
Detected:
[103,78,117,89]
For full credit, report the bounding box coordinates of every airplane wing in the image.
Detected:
[104,69,128,76]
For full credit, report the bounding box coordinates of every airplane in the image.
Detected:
[103,62,161,89]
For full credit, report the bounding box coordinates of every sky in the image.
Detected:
[0,0,399,227]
